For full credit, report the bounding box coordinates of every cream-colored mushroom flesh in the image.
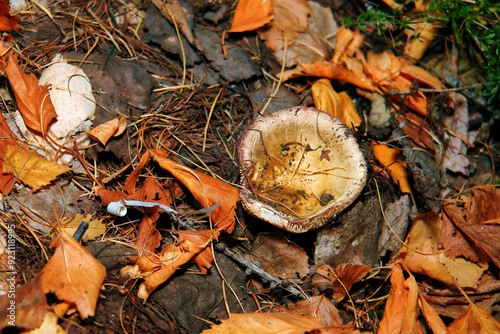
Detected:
[238,107,367,233]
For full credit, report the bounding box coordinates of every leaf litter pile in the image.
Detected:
[0,0,499,333]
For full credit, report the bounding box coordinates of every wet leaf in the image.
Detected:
[372,142,411,194]
[6,54,57,135]
[2,145,71,191]
[229,0,273,33]
[87,115,127,146]
[39,232,106,319]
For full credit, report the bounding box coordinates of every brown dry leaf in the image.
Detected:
[257,0,310,52]
[136,236,206,301]
[302,61,375,92]
[0,277,47,330]
[331,264,372,303]
[273,295,343,326]
[177,230,215,273]
[448,304,500,333]
[0,112,19,194]
[57,214,105,242]
[87,115,127,146]
[229,0,273,33]
[332,26,364,63]
[245,232,309,287]
[2,144,71,191]
[443,186,500,269]
[0,2,18,31]
[150,148,239,233]
[397,112,436,151]
[202,312,324,334]
[6,54,57,135]
[395,212,488,287]
[372,142,411,194]
[124,151,150,194]
[151,0,193,44]
[404,21,442,61]
[418,291,448,334]
[311,79,361,128]
[135,210,161,254]
[39,232,106,319]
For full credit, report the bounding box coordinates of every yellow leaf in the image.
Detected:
[311,79,362,128]
[58,214,105,242]
[2,145,71,191]
[372,142,411,194]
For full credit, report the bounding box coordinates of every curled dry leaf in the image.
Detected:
[302,61,375,92]
[311,79,361,128]
[88,115,127,146]
[6,54,57,135]
[38,232,106,319]
[2,145,71,191]
[150,148,239,233]
[372,142,411,194]
[229,0,273,33]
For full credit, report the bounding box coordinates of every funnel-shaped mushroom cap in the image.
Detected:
[238,107,367,233]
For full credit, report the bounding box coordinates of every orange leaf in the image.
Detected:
[372,142,411,194]
[378,266,408,334]
[448,304,500,333]
[229,0,273,33]
[2,145,71,191]
[0,112,19,194]
[6,54,57,134]
[135,210,161,254]
[272,295,343,326]
[150,148,239,233]
[0,2,18,31]
[137,237,205,301]
[87,115,126,146]
[203,313,324,333]
[311,79,361,128]
[302,61,375,92]
[38,232,106,319]
[177,230,215,273]
[124,151,150,194]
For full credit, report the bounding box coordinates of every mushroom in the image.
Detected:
[238,106,367,233]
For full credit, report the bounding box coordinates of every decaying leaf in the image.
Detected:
[311,79,361,128]
[39,232,106,319]
[88,115,127,146]
[6,54,57,135]
[2,144,71,191]
[57,214,105,242]
[372,142,411,194]
[229,0,273,33]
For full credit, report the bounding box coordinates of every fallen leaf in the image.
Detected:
[39,232,106,319]
[2,144,71,191]
[229,0,273,33]
[448,304,500,333]
[135,210,161,254]
[330,264,372,303]
[6,54,57,135]
[395,212,488,287]
[57,214,105,242]
[332,26,364,63]
[372,142,411,194]
[0,277,47,330]
[124,151,150,194]
[136,236,206,301]
[202,312,324,334]
[378,266,411,334]
[257,0,310,52]
[0,112,19,194]
[311,79,361,128]
[404,21,442,61]
[23,311,65,334]
[151,0,193,44]
[272,295,343,326]
[150,148,239,233]
[302,61,375,92]
[0,2,18,31]
[87,115,127,146]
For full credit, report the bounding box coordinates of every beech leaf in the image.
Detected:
[6,54,57,135]
[39,232,106,319]
[2,145,71,191]
[229,0,273,33]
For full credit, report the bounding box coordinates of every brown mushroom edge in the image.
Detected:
[238,106,367,233]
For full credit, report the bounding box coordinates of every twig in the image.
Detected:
[220,246,308,299]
